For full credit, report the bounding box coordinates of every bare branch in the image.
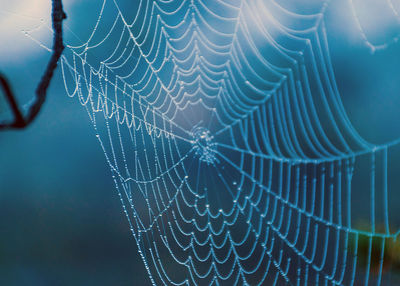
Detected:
[0,0,66,130]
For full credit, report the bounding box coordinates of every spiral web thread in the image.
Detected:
[28,0,400,284]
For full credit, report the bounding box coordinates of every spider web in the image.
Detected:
[29,0,400,284]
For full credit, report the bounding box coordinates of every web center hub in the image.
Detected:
[191,126,217,164]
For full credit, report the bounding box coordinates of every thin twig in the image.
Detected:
[0,0,66,130]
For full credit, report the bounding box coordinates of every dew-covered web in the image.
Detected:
[28,0,400,284]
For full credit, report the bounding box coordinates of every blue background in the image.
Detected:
[1,0,400,285]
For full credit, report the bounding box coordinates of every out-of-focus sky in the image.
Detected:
[1,0,400,285]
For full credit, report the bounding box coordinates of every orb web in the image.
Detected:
[25,0,400,284]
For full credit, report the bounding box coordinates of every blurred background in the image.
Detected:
[0,1,150,285]
[1,0,400,285]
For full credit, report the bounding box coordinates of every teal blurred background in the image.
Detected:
[0,57,151,285]
[1,0,400,285]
